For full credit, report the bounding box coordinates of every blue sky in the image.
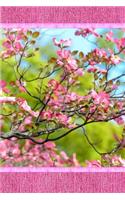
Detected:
[37,28,125,93]
[38,28,95,52]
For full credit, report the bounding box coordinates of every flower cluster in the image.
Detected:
[105,31,125,54]
[0,80,10,94]
[75,28,100,38]
[40,110,74,128]
[1,29,25,59]
[0,139,80,167]
[0,139,125,167]
[53,38,72,48]
[40,79,86,128]
[86,155,125,167]
[0,29,40,59]
[85,48,121,66]
[17,98,39,117]
[53,39,84,77]
[91,90,110,110]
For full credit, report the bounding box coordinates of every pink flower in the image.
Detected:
[71,153,80,167]
[86,160,102,167]
[66,57,77,70]
[40,111,53,120]
[11,144,20,157]
[106,31,114,42]
[0,80,6,88]
[87,67,107,74]
[53,38,71,48]
[94,48,107,57]
[44,142,56,149]
[56,113,68,124]
[115,117,124,125]
[91,90,110,108]
[111,84,118,90]
[16,29,25,40]
[0,140,7,158]
[3,40,11,48]
[117,101,124,110]
[100,69,107,74]
[54,113,73,128]
[115,38,125,49]
[1,29,27,60]
[55,44,84,78]
[0,96,16,103]
[111,155,125,167]
[60,151,69,160]
[57,60,64,66]
[1,49,15,59]
[19,116,32,131]
[17,98,39,117]
[0,116,4,130]
[110,55,121,65]
[14,42,23,51]
[87,66,99,73]
[24,116,32,125]
[57,49,70,59]
[75,28,100,38]
[89,61,97,66]
[57,49,78,72]
[76,68,84,76]
[0,139,80,167]
[8,33,15,41]
[89,105,96,113]
[68,92,78,101]
[0,80,10,93]
[16,80,26,92]
[48,79,59,90]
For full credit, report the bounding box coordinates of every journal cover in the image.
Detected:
[0,6,125,193]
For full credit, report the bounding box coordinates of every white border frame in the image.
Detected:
[0,0,125,6]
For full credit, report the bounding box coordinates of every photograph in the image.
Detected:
[1,27,125,168]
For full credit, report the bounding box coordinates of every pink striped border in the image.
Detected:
[0,168,125,193]
[0,6,125,193]
[0,7,125,24]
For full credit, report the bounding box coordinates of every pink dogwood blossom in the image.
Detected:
[75,28,100,38]
[17,98,39,117]
[0,139,80,167]
[110,55,121,65]
[91,90,110,109]
[106,31,114,42]
[0,80,10,94]
[0,96,16,103]
[53,38,71,48]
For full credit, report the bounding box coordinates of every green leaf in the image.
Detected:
[32,32,40,38]
[27,30,32,36]
[72,50,78,55]
[30,40,36,45]
[79,51,84,59]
